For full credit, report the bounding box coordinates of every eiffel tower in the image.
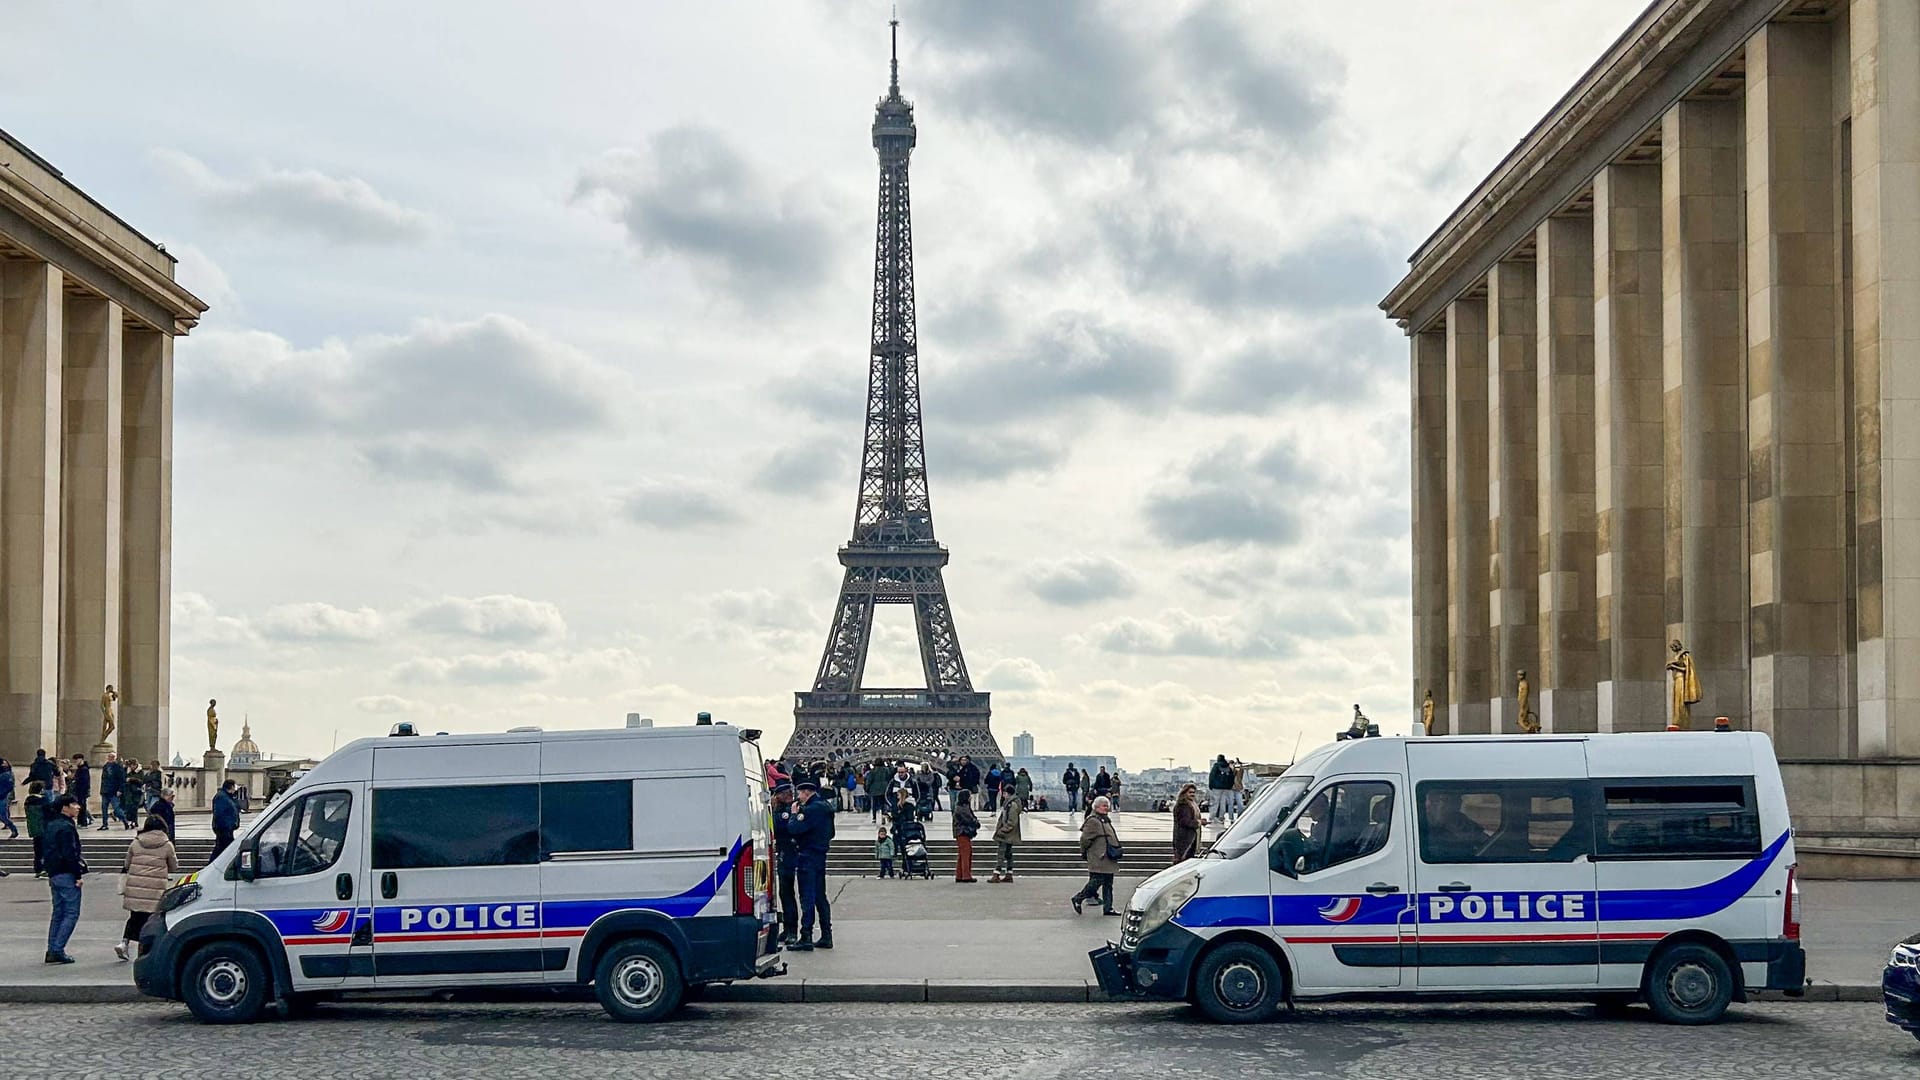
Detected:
[782,20,1001,766]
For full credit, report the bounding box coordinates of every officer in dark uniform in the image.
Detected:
[771,782,800,944]
[786,780,835,951]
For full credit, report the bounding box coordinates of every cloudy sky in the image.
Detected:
[4,1,1632,770]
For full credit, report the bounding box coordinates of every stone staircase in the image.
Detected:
[0,834,219,875]
[826,838,1177,878]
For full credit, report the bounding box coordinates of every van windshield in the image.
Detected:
[1210,775,1313,859]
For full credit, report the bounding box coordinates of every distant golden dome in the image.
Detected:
[230,721,262,766]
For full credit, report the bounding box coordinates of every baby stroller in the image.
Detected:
[893,811,932,879]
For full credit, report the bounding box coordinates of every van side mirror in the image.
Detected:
[235,847,257,882]
[1270,828,1307,878]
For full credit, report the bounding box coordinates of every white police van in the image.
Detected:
[134,721,780,1023]
[1092,732,1806,1024]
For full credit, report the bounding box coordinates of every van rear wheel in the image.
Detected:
[181,941,270,1025]
[594,938,684,1023]
[1645,943,1733,1025]
[1192,941,1283,1024]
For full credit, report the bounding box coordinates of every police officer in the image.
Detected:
[771,783,800,944]
[785,779,835,951]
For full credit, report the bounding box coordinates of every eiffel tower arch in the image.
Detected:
[784,21,1002,767]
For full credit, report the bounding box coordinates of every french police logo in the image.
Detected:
[311,910,352,933]
[1317,897,1362,923]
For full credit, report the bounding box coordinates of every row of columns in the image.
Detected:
[0,257,172,767]
[1411,8,1920,758]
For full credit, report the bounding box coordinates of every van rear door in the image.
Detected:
[1407,741,1599,988]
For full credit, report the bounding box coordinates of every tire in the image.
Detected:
[1192,941,1284,1024]
[594,938,684,1023]
[180,941,271,1025]
[1644,942,1734,1025]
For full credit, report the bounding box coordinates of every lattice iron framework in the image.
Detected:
[783,20,1001,766]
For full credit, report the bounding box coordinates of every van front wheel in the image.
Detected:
[594,938,684,1023]
[1645,943,1733,1025]
[1192,942,1283,1024]
[181,941,271,1024]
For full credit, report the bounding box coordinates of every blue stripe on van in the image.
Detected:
[1173,831,1790,930]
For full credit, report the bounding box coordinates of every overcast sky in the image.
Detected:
[4,1,1634,770]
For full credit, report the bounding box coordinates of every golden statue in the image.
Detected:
[1420,688,1436,735]
[100,684,118,743]
[207,698,220,752]
[1515,669,1540,733]
[1666,640,1701,728]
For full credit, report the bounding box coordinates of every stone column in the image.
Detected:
[1446,299,1492,734]
[1851,0,1920,757]
[119,329,171,769]
[58,297,123,759]
[1747,21,1849,755]
[1537,215,1598,732]
[1662,97,1748,726]
[1411,329,1450,729]
[1488,260,1540,733]
[0,261,62,762]
[1594,164,1668,731]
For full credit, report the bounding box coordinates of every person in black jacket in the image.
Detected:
[1092,766,1114,803]
[785,781,834,951]
[770,784,799,944]
[1062,764,1082,819]
[41,796,87,963]
[0,759,16,840]
[68,755,91,827]
[211,780,240,858]
[152,789,177,840]
[98,753,126,830]
[26,750,54,788]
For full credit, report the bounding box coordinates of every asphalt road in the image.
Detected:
[12,1000,1916,1078]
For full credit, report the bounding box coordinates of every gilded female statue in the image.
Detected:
[1666,641,1700,729]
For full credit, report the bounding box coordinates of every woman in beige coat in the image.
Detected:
[1069,796,1122,915]
[116,815,178,960]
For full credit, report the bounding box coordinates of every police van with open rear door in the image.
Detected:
[1091,731,1806,1024]
[134,719,781,1023]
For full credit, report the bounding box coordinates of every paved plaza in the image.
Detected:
[0,1000,1908,1079]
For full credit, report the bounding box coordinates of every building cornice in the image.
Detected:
[1380,0,1793,333]
[0,136,206,335]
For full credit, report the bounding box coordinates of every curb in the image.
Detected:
[0,979,1878,1007]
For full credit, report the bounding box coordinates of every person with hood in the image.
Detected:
[990,783,1022,882]
[115,814,178,960]
[1172,783,1204,862]
[1069,796,1122,916]
[1208,754,1236,824]
[951,789,980,883]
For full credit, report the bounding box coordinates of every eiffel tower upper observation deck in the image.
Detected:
[782,21,1000,766]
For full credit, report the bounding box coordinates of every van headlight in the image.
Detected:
[1892,940,1920,972]
[155,882,200,916]
[1135,875,1200,939]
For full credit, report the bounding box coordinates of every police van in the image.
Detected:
[1091,731,1806,1025]
[134,721,780,1023]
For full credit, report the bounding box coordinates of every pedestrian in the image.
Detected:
[784,780,834,951]
[1014,767,1033,809]
[142,761,163,809]
[843,766,860,815]
[98,752,125,831]
[864,761,889,822]
[1172,783,1203,863]
[42,795,87,963]
[1062,763,1081,819]
[951,789,979,883]
[68,754,92,828]
[24,781,48,876]
[959,755,981,803]
[1229,760,1248,824]
[26,749,54,788]
[990,783,1022,882]
[1207,754,1235,824]
[983,762,1002,812]
[50,760,66,798]
[0,758,17,840]
[211,779,240,859]
[1069,796,1122,916]
[1092,765,1113,806]
[115,814,178,961]
[771,783,799,944]
[121,768,145,829]
[153,789,177,840]
[874,826,895,879]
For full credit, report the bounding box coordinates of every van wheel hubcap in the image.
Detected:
[613,956,664,1010]
[1215,961,1265,1010]
[201,959,248,1006]
[1667,962,1715,1009]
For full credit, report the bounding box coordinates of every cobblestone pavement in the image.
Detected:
[7,999,1916,1078]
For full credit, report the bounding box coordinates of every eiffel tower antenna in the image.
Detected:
[783,15,1000,767]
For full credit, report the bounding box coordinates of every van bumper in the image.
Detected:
[1090,923,1204,1000]
[685,914,779,983]
[1763,940,1807,994]
[132,916,178,1001]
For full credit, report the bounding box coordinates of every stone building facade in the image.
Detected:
[1383,0,1920,871]
[1,129,204,769]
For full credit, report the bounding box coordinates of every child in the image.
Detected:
[874,827,896,878]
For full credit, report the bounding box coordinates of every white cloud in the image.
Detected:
[408,595,567,643]
[1026,556,1138,608]
[391,651,559,686]
[153,148,431,244]
[353,695,422,714]
[257,602,385,643]
[982,656,1053,691]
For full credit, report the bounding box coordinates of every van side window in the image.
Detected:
[1417,781,1590,864]
[1290,781,1394,874]
[373,785,540,869]
[540,780,633,856]
[253,790,352,879]
[1594,780,1760,858]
